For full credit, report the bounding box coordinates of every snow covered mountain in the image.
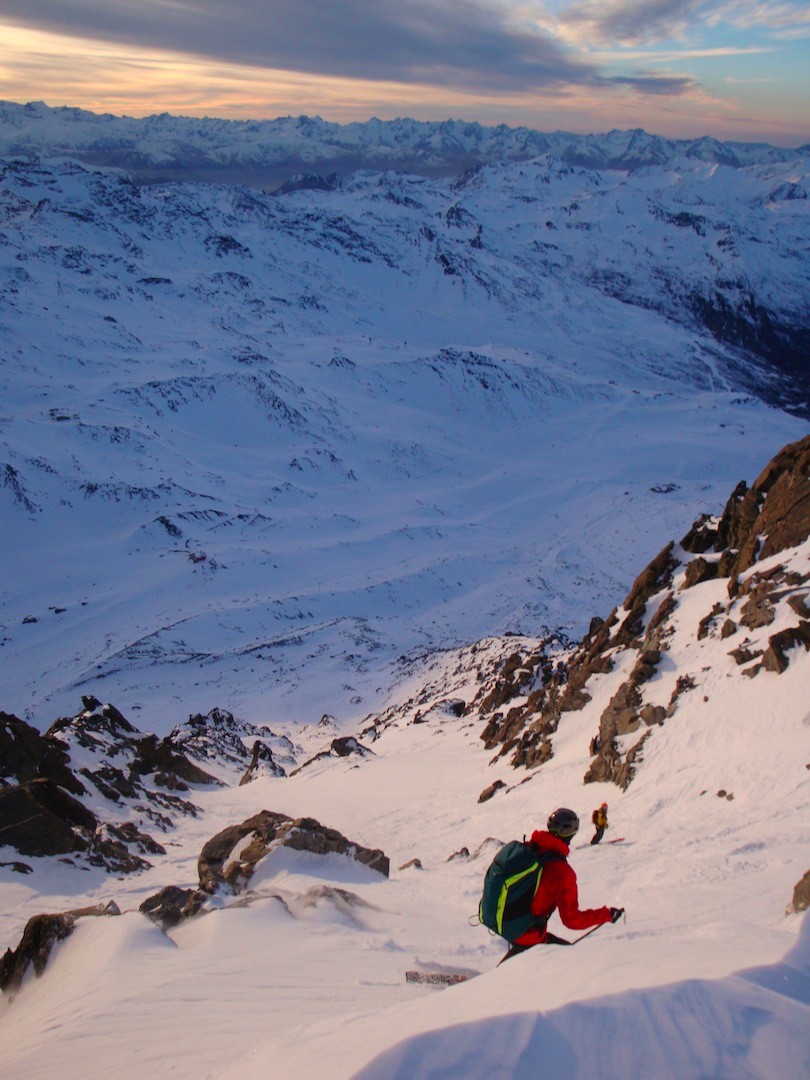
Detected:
[1,436,808,1078]
[1,101,806,189]
[1,151,807,729]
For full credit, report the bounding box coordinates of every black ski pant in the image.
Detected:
[591,827,605,845]
[500,933,572,963]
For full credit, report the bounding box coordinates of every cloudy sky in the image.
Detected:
[0,0,807,143]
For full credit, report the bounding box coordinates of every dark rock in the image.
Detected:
[197,810,291,893]
[0,861,33,874]
[47,700,137,742]
[399,858,423,871]
[761,623,810,674]
[79,763,139,802]
[103,821,165,856]
[640,704,666,726]
[680,514,719,553]
[714,436,810,579]
[170,707,290,777]
[140,885,199,929]
[698,603,724,640]
[290,735,373,774]
[281,817,389,877]
[728,645,764,666]
[666,674,697,717]
[0,913,76,994]
[739,595,776,629]
[0,903,120,995]
[153,770,189,791]
[0,711,85,794]
[750,437,810,562]
[197,810,389,896]
[585,730,650,789]
[239,739,284,785]
[683,557,719,590]
[0,778,95,856]
[482,437,808,789]
[788,870,810,914]
[478,651,534,715]
[330,736,371,758]
[86,824,155,874]
[616,544,678,647]
[478,780,507,803]
[131,734,218,785]
[447,847,471,862]
[787,594,810,620]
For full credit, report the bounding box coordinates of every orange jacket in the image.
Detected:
[514,830,611,945]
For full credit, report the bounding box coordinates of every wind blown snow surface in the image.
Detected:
[1,528,808,1078]
[0,578,807,1075]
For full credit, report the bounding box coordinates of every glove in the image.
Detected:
[610,907,625,924]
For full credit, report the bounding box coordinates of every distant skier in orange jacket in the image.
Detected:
[591,803,609,845]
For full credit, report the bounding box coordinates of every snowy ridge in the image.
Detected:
[1,102,805,188]
[0,155,807,728]
[0,439,808,1078]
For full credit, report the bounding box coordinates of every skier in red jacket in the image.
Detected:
[502,807,623,961]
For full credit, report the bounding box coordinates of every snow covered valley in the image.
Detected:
[0,125,808,1078]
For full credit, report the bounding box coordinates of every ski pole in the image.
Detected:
[571,923,606,945]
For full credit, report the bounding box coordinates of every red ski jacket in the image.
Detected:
[514,830,612,946]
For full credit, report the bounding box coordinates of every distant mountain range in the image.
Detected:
[1,101,806,190]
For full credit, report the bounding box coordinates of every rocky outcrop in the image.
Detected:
[477,780,506,803]
[682,435,810,578]
[141,811,389,929]
[0,777,160,872]
[0,902,120,996]
[0,711,85,794]
[290,736,374,775]
[200,812,390,892]
[0,698,220,873]
[169,707,292,779]
[238,739,285,785]
[787,871,810,914]
[48,698,218,790]
[139,885,199,929]
[479,548,676,773]
[0,778,96,857]
[478,435,809,790]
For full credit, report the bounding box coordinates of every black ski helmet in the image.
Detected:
[547,807,579,840]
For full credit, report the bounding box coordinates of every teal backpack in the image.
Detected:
[479,840,562,943]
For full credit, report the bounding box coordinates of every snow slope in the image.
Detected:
[1,513,807,1077]
[1,155,807,729]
